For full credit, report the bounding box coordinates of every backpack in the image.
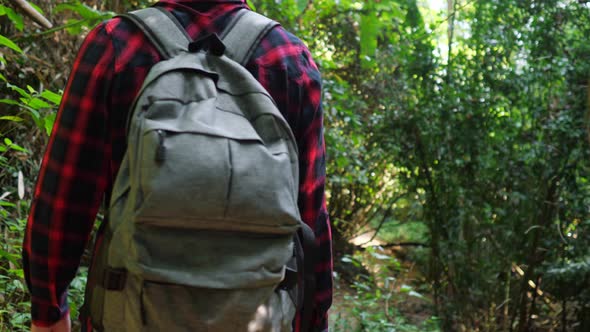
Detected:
[82,7,317,332]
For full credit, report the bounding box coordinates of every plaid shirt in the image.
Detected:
[22,0,332,330]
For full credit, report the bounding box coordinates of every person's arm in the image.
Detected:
[292,47,333,331]
[241,23,334,330]
[22,22,114,328]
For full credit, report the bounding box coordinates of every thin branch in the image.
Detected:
[359,193,408,246]
[379,242,428,248]
[12,0,53,29]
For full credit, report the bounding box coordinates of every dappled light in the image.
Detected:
[1,0,589,331]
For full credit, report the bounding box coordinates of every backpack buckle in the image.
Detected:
[103,267,127,291]
[277,266,298,291]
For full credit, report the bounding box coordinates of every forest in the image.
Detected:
[1,0,589,331]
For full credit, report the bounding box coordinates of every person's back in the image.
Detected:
[23,1,332,331]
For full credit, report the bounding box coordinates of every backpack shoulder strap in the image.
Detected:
[220,9,280,66]
[118,7,191,59]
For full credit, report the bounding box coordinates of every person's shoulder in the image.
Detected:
[253,21,319,74]
[101,15,138,37]
[265,23,310,53]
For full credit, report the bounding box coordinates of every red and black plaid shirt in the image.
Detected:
[22,0,332,330]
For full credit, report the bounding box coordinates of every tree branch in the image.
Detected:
[12,0,53,29]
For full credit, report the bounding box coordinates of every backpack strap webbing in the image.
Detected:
[220,9,280,66]
[299,222,318,332]
[117,7,191,59]
[118,7,279,66]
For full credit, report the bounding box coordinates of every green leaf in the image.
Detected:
[360,10,379,68]
[27,2,45,15]
[26,98,52,110]
[7,84,31,98]
[8,142,28,153]
[297,0,308,14]
[41,90,63,105]
[0,201,16,207]
[400,284,413,293]
[44,113,56,136]
[0,34,23,54]
[12,269,24,279]
[55,2,104,20]
[64,19,85,35]
[246,0,256,11]
[0,116,24,122]
[409,290,424,298]
[5,7,24,31]
[0,247,18,267]
[0,98,20,106]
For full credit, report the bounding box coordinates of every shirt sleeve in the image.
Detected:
[250,28,334,331]
[293,47,333,331]
[22,22,114,327]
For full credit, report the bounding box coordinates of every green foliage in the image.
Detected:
[0,0,588,331]
[0,35,23,54]
[256,0,590,330]
[331,247,440,332]
[0,3,105,330]
[54,1,114,34]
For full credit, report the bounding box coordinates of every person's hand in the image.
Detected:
[31,312,71,332]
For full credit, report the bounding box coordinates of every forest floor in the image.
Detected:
[329,232,436,331]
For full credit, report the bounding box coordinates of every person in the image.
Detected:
[22,1,333,331]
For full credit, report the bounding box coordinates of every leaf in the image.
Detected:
[297,0,308,14]
[41,90,63,105]
[246,0,256,11]
[360,10,379,68]
[55,2,104,20]
[7,84,30,98]
[370,251,393,260]
[0,34,23,54]
[0,201,16,207]
[0,247,18,267]
[64,19,85,35]
[27,2,45,15]
[341,256,354,263]
[44,113,56,136]
[7,141,27,153]
[5,7,24,31]
[400,284,412,293]
[0,116,24,122]
[18,171,24,199]
[409,290,424,298]
[11,269,24,279]
[0,99,19,106]
[26,97,52,110]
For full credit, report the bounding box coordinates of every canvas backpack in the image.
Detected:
[82,7,317,332]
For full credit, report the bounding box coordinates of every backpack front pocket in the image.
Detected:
[135,129,231,223]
